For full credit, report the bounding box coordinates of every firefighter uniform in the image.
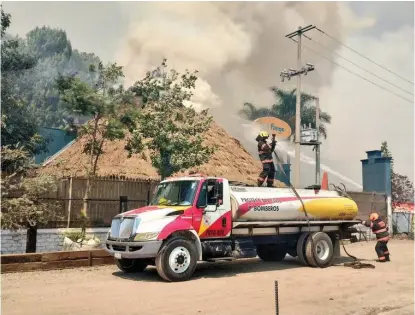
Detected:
[256,131,277,187]
[363,213,390,262]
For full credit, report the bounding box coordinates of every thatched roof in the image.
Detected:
[40,121,284,186]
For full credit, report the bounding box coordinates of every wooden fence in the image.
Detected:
[5,176,160,228]
[62,176,160,226]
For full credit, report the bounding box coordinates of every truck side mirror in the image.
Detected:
[216,198,223,207]
[214,181,223,210]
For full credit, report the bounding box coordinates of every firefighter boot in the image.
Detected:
[385,254,390,262]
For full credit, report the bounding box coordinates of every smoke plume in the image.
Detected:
[115,2,377,187]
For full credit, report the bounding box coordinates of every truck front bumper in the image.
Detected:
[105,240,163,259]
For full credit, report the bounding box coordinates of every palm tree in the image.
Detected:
[239,87,332,139]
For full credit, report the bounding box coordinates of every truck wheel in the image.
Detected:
[115,258,148,273]
[155,237,198,282]
[256,244,287,262]
[305,232,334,268]
[296,233,310,266]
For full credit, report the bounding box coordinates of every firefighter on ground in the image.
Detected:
[256,131,277,187]
[361,212,391,262]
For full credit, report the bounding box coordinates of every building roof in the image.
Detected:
[39,121,285,187]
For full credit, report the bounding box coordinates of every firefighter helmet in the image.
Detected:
[369,212,379,221]
[259,131,269,138]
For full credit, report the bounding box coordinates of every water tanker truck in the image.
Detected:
[105,174,360,281]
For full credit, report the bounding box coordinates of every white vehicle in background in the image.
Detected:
[105,174,359,282]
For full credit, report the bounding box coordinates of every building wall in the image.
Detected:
[34,127,77,164]
[275,163,291,186]
[1,228,109,254]
[361,150,392,196]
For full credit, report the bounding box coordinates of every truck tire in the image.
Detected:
[115,258,148,273]
[155,237,198,282]
[296,233,310,266]
[305,232,334,268]
[256,244,287,262]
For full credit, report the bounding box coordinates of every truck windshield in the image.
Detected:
[150,180,199,206]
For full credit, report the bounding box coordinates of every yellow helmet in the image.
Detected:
[259,131,269,138]
[369,212,379,221]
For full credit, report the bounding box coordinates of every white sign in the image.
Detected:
[301,128,317,142]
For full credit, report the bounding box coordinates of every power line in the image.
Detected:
[289,38,414,104]
[303,34,413,96]
[315,27,414,85]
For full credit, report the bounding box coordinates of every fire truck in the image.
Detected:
[105,174,359,282]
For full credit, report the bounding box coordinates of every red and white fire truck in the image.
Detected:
[105,174,359,282]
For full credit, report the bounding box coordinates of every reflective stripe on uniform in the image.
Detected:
[378,236,390,242]
[373,228,387,234]
[262,159,273,163]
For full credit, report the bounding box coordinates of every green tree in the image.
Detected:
[16,26,101,128]
[126,59,215,179]
[1,145,61,253]
[240,87,332,139]
[1,8,46,158]
[56,62,138,224]
[381,141,414,204]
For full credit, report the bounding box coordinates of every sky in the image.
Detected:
[4,1,414,189]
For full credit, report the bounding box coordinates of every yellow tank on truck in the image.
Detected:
[229,186,358,222]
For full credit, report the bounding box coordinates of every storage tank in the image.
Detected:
[229,186,358,222]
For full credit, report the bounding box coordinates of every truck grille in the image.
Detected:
[110,217,140,239]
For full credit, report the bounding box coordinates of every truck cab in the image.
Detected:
[105,174,359,282]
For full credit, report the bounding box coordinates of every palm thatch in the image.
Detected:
[39,121,285,187]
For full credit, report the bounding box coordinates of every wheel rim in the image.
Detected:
[168,246,191,273]
[315,240,330,261]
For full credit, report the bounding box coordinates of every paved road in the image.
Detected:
[2,240,414,315]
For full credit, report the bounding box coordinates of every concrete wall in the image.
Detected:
[1,228,109,254]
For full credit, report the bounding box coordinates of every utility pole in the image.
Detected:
[280,25,316,188]
[315,97,321,186]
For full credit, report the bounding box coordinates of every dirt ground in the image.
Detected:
[2,240,414,315]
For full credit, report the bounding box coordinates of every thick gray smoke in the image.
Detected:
[116,2,365,187]
[118,2,346,105]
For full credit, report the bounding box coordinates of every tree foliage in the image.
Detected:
[1,8,46,157]
[240,87,332,139]
[381,141,414,203]
[1,146,61,231]
[16,26,101,128]
[126,59,215,179]
[56,61,138,217]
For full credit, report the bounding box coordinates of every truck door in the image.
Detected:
[194,179,232,239]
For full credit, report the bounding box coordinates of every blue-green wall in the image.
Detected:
[361,150,392,196]
[35,127,77,164]
[275,163,291,186]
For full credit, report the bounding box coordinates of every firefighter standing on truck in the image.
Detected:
[362,212,391,262]
[256,131,277,187]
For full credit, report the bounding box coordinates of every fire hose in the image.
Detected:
[270,137,374,269]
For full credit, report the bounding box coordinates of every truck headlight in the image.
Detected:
[134,232,159,241]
